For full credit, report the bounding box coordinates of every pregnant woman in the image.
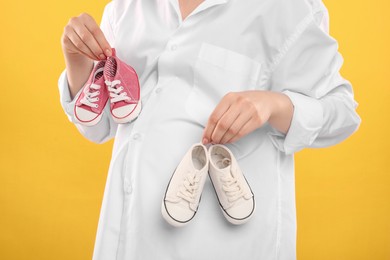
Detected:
[58,0,361,259]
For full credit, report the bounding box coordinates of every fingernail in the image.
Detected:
[99,54,106,60]
[105,48,112,56]
[202,138,208,144]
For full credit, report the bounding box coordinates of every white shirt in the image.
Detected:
[58,0,361,259]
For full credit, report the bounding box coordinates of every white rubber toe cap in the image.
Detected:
[111,102,142,123]
[75,107,100,126]
[112,104,137,118]
[224,198,255,224]
[162,201,195,227]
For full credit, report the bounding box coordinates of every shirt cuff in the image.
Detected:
[268,90,324,154]
[58,70,83,123]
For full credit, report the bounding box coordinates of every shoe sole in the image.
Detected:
[74,112,103,126]
[111,101,142,124]
[220,200,256,225]
[74,90,109,126]
[161,200,191,228]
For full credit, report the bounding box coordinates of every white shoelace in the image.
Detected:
[80,67,105,108]
[105,80,131,103]
[219,159,246,203]
[177,171,200,204]
[80,83,102,108]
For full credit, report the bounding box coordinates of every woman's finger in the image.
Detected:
[66,27,99,60]
[63,36,96,61]
[219,109,253,144]
[71,18,106,60]
[210,103,241,144]
[81,13,112,56]
[226,116,257,144]
[202,93,233,144]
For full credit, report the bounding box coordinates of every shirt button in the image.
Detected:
[171,44,178,51]
[124,179,132,194]
[125,185,132,194]
[133,133,141,140]
[155,87,162,94]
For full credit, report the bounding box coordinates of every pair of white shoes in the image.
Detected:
[162,143,255,227]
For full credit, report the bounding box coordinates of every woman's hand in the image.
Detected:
[61,13,112,99]
[202,90,294,144]
[61,13,112,61]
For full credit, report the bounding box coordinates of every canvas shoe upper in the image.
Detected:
[162,143,209,227]
[74,61,108,126]
[208,144,255,225]
[104,48,141,124]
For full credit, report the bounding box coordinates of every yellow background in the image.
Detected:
[0,0,389,259]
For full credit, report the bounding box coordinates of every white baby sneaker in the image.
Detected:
[162,143,209,227]
[208,144,255,225]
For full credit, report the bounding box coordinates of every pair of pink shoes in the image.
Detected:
[74,49,141,126]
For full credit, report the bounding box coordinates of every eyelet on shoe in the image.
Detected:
[96,97,99,101]
[96,91,100,94]
[95,104,99,108]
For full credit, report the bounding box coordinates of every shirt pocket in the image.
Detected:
[185,42,262,127]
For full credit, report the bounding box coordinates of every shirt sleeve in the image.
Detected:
[267,6,361,155]
[58,2,118,144]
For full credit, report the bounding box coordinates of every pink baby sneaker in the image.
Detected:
[104,49,141,124]
[74,61,109,126]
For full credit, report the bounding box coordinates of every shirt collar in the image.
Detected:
[169,0,229,24]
